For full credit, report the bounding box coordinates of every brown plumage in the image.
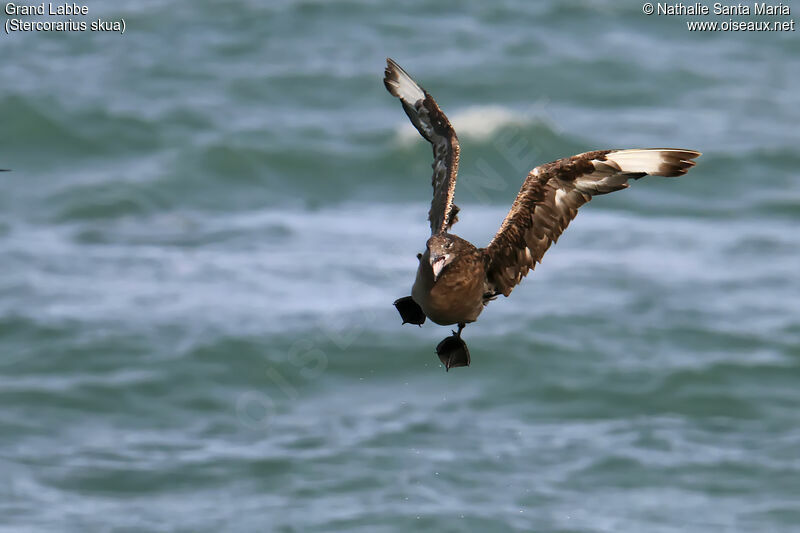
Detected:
[384,59,701,370]
[384,58,460,234]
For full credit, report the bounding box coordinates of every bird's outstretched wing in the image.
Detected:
[384,58,460,235]
[485,149,701,296]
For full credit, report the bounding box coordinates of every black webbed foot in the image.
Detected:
[436,333,470,371]
[393,296,426,326]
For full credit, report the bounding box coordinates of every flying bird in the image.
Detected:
[383,58,700,371]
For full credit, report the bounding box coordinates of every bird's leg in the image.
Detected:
[393,296,426,326]
[436,323,470,371]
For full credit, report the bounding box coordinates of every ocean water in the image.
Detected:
[1,1,799,531]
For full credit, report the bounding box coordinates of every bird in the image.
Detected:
[383,58,701,371]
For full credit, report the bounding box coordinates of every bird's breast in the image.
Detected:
[412,253,487,326]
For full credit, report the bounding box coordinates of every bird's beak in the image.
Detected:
[430,254,449,281]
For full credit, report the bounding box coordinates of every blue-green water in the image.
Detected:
[1,1,799,531]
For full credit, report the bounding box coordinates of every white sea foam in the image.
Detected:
[395,105,527,144]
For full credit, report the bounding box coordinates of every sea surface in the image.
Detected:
[1,1,799,531]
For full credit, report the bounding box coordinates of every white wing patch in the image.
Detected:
[384,59,425,105]
[574,149,700,195]
[605,148,683,174]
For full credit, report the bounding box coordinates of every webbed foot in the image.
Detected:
[393,296,426,326]
[436,333,471,371]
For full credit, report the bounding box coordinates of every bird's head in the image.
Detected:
[425,234,457,281]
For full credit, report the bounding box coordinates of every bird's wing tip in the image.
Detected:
[383,59,425,104]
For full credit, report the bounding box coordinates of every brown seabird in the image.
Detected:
[383,58,701,371]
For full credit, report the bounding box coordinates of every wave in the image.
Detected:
[395,105,535,144]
